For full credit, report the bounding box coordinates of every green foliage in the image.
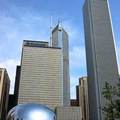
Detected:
[102,79,120,120]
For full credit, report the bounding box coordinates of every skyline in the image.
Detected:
[0,0,120,99]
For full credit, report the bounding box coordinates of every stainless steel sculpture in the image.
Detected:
[7,103,56,120]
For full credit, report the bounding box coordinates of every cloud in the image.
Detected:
[0,59,19,94]
[0,3,87,98]
[70,46,86,71]
[0,11,51,66]
[69,46,87,99]
[0,14,50,40]
[0,1,50,94]
[62,20,85,48]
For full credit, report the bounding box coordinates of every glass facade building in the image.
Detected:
[52,24,70,106]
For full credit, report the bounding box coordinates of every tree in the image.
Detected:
[102,79,120,120]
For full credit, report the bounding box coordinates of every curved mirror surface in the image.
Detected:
[7,103,56,120]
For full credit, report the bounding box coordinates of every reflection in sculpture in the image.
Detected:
[7,103,56,120]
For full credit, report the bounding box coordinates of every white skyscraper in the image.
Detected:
[52,24,70,106]
[83,0,119,119]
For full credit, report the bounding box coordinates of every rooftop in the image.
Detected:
[23,40,61,49]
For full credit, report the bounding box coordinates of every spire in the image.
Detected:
[50,16,53,46]
[58,19,62,31]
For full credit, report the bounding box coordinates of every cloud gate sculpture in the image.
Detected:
[7,103,56,120]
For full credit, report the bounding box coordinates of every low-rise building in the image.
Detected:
[56,106,82,120]
[8,66,21,112]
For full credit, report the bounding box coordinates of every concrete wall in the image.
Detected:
[56,106,82,120]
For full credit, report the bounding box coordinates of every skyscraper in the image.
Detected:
[0,68,10,120]
[52,24,70,106]
[79,77,89,120]
[83,0,119,119]
[18,40,63,110]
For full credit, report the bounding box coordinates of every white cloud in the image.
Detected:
[62,20,85,47]
[0,8,87,98]
[70,46,86,70]
[69,46,87,99]
[0,15,50,41]
[0,59,19,94]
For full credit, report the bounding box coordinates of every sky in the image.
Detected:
[0,0,120,99]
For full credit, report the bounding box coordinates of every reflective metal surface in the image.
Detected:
[7,103,56,120]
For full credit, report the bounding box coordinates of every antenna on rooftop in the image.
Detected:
[58,18,62,31]
[50,16,53,47]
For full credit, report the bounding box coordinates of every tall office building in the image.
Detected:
[79,77,89,120]
[83,0,119,119]
[0,68,10,120]
[18,40,63,110]
[52,24,70,106]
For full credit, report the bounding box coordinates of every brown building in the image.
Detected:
[70,77,89,120]
[79,77,89,120]
[70,86,80,107]
[70,99,79,106]
[0,68,10,120]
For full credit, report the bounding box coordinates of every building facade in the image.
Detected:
[56,106,82,120]
[0,68,10,120]
[83,0,119,119]
[52,24,70,106]
[18,40,63,110]
[79,77,89,120]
